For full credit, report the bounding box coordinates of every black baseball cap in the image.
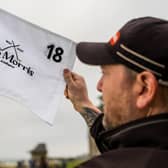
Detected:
[76,17,168,86]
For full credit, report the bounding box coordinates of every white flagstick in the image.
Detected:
[0,9,76,125]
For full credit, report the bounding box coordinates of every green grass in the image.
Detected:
[66,159,85,168]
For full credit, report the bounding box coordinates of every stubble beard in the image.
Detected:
[102,93,135,130]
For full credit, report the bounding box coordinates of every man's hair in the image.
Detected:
[124,66,137,83]
[158,85,168,107]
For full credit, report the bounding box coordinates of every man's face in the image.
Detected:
[97,64,137,129]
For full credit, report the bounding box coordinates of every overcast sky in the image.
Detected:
[0,0,168,160]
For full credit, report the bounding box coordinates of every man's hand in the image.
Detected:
[63,69,100,114]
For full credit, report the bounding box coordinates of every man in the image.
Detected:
[64,17,168,168]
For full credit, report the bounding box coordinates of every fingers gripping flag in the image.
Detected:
[0,9,76,125]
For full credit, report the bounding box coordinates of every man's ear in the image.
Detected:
[135,71,158,109]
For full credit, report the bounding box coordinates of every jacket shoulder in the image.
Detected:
[77,148,168,168]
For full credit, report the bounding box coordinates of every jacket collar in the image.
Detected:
[94,113,168,153]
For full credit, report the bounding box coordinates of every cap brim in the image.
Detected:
[76,42,117,65]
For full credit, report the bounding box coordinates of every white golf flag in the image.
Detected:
[0,9,76,125]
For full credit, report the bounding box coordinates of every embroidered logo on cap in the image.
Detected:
[109,31,120,46]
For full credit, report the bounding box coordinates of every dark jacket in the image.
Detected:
[78,113,168,168]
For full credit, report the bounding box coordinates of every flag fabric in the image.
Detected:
[0,9,76,125]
